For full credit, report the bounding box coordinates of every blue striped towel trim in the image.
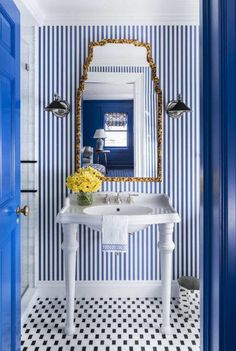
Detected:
[102,244,128,252]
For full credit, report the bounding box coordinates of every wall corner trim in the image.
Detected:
[21,288,39,324]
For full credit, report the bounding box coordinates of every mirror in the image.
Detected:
[76,39,162,182]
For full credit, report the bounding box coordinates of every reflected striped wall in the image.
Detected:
[38,25,200,282]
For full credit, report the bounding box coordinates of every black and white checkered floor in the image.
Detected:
[21,297,200,351]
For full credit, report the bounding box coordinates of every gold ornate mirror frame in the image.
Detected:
[76,39,162,182]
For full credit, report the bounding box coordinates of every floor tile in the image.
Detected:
[21,297,200,351]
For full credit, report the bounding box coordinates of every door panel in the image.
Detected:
[1,237,12,350]
[0,9,14,55]
[0,1,20,350]
[0,75,14,202]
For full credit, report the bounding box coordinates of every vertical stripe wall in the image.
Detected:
[38,25,200,282]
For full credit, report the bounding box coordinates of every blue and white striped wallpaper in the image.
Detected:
[38,25,200,282]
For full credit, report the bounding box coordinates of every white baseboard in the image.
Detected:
[21,288,38,324]
[36,281,179,299]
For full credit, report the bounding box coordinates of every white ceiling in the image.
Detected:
[15,0,199,25]
[84,82,133,100]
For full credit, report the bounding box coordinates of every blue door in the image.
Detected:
[0,1,20,350]
[201,0,236,350]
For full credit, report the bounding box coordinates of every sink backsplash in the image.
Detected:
[38,24,200,282]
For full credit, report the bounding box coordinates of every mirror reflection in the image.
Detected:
[78,41,162,180]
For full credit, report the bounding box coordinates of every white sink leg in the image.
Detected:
[62,224,78,335]
[158,223,175,335]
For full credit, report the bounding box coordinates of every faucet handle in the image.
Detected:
[104,194,110,204]
[115,192,122,204]
[127,193,139,203]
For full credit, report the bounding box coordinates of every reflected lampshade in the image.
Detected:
[93,129,107,139]
[93,129,107,150]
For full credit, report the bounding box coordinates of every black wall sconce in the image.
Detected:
[44,93,70,118]
[166,94,191,118]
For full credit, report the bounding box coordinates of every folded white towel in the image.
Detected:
[102,215,128,252]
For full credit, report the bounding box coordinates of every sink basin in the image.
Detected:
[83,204,153,216]
[83,204,153,232]
[57,193,180,234]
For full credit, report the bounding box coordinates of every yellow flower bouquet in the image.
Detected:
[66,167,104,205]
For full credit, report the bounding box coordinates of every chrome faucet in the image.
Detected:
[115,192,122,204]
[104,194,110,204]
[127,193,139,203]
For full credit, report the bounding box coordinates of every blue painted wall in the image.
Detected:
[201,0,236,349]
[38,25,200,282]
[83,100,134,168]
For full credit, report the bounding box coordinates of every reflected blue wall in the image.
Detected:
[83,100,134,169]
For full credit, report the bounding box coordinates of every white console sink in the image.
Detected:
[56,192,180,336]
[57,192,180,234]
